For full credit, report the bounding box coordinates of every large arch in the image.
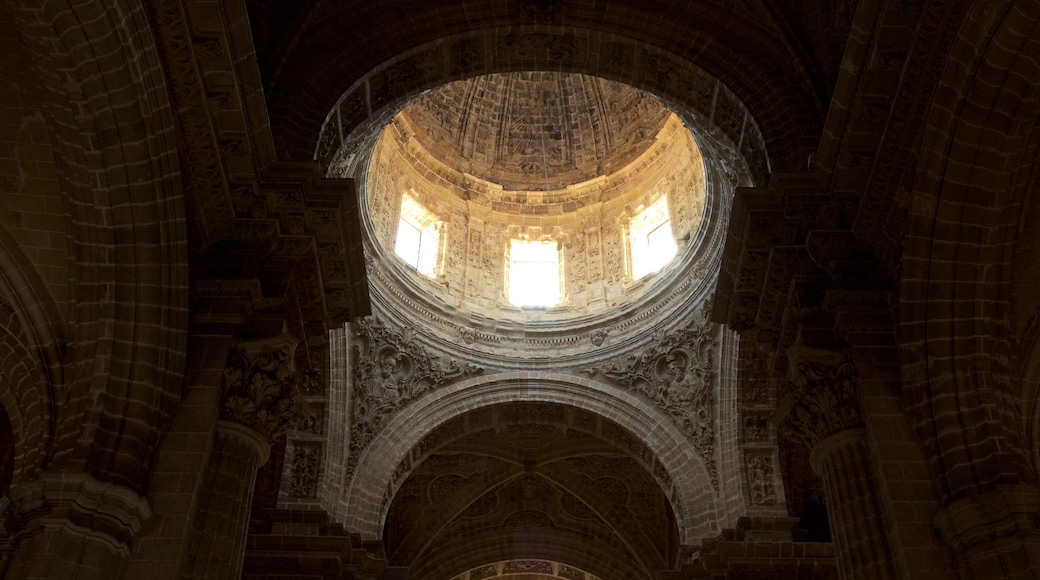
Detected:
[260,3,827,174]
[898,0,1040,502]
[5,0,189,493]
[338,371,724,545]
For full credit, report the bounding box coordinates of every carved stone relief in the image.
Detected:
[746,453,776,506]
[774,346,862,450]
[348,317,484,481]
[221,335,316,442]
[584,322,718,489]
[744,415,768,443]
[289,443,321,498]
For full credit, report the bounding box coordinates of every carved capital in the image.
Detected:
[221,334,316,442]
[771,345,862,450]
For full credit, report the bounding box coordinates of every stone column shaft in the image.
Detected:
[180,334,312,579]
[811,429,897,579]
[184,421,269,579]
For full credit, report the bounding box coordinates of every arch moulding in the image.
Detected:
[334,371,724,545]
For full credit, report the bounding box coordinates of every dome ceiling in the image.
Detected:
[401,72,671,192]
[361,72,717,360]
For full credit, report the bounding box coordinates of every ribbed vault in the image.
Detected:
[383,402,679,580]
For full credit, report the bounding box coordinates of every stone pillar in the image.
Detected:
[182,335,314,579]
[772,345,897,580]
[3,472,151,579]
[932,485,1040,579]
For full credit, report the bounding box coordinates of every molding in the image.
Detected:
[217,420,272,466]
[6,471,152,551]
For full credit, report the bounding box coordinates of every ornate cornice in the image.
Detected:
[584,320,718,490]
[771,345,862,450]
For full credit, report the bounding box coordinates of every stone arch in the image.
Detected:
[317,29,771,188]
[5,0,189,493]
[898,0,1040,502]
[264,4,826,172]
[0,292,52,489]
[339,371,722,545]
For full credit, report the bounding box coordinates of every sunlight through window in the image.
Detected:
[395,194,441,277]
[630,195,677,279]
[508,240,561,307]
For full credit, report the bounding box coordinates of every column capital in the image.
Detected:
[221,334,317,442]
[771,345,862,450]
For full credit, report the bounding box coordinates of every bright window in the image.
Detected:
[508,240,561,307]
[630,195,676,279]
[395,194,441,277]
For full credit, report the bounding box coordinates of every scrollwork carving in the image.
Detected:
[349,318,484,469]
[289,444,321,497]
[584,322,718,489]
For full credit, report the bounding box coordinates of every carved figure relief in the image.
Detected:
[349,318,483,479]
[747,454,776,505]
[584,322,718,489]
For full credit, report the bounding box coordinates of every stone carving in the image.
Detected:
[221,335,315,441]
[774,346,862,450]
[299,403,323,434]
[350,318,483,467]
[289,444,321,497]
[584,322,718,489]
[747,454,776,505]
[590,328,607,346]
[744,416,768,442]
[504,559,554,574]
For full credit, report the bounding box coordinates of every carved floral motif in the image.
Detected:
[775,346,862,450]
[221,335,316,442]
[584,322,718,489]
[349,318,484,477]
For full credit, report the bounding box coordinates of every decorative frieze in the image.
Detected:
[584,321,718,489]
